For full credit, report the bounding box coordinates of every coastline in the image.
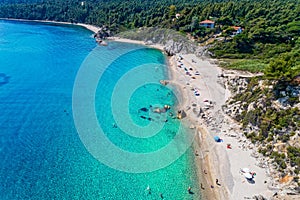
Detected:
[85,33,277,200]
[1,18,206,197]
[0,18,166,51]
[167,53,275,199]
[167,55,226,199]
[107,36,165,52]
[0,18,276,199]
[0,18,100,34]
[166,56,213,199]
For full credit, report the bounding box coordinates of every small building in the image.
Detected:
[231,26,243,34]
[200,20,215,28]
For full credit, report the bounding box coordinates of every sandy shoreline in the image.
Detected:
[107,36,165,51]
[167,53,276,199]
[167,55,227,199]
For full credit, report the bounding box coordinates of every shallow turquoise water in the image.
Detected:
[0,20,200,199]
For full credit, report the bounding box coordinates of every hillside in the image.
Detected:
[0,0,299,62]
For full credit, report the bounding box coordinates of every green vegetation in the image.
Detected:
[116,27,192,45]
[220,59,267,73]
[265,52,300,82]
[229,76,300,172]
[287,146,300,169]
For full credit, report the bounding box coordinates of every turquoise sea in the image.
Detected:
[0,20,200,199]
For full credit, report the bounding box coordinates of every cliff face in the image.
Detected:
[116,27,208,56]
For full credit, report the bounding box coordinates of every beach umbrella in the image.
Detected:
[244,172,253,179]
[241,168,250,173]
[214,136,220,142]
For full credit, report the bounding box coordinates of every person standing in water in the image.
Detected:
[145,185,151,195]
[188,186,192,194]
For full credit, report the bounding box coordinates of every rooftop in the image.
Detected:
[232,26,242,30]
[200,20,215,24]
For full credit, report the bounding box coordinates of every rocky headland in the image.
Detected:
[115,27,209,56]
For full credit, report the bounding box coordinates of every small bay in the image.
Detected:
[0,20,200,199]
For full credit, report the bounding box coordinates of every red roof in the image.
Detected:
[200,20,215,24]
[232,26,242,30]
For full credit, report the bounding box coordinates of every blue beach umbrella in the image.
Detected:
[214,136,221,142]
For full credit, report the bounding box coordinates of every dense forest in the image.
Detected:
[0,0,299,60]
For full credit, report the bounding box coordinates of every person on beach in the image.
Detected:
[188,186,192,194]
[200,183,205,190]
[216,179,221,186]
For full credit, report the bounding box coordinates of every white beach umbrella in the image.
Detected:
[241,168,250,173]
[244,172,253,179]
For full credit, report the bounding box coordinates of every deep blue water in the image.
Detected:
[0,20,200,199]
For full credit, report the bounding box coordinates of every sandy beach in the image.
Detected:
[107,37,166,51]
[167,54,275,199]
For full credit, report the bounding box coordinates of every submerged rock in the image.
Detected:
[94,26,111,39]
[139,107,149,112]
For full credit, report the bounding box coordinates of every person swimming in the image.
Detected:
[160,193,164,199]
[145,185,151,194]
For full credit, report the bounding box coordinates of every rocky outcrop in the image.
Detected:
[116,27,208,56]
[222,73,300,197]
[94,26,111,39]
